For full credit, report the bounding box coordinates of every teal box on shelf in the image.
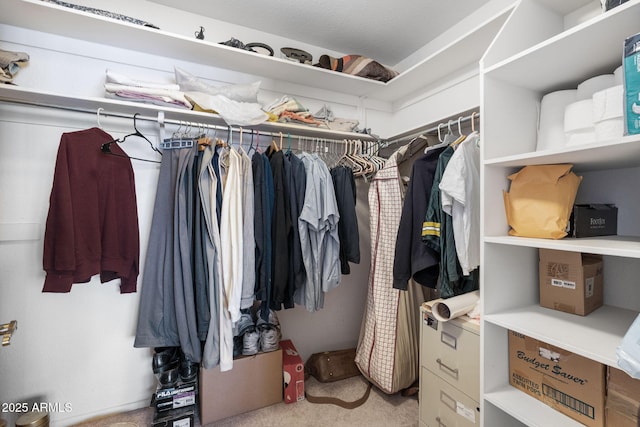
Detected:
[624,33,640,135]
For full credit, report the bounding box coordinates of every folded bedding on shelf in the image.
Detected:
[106,69,180,90]
[104,69,192,109]
[104,82,192,109]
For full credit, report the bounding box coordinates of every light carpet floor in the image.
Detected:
[74,376,419,427]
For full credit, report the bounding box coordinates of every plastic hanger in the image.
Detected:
[425,123,450,154]
[96,107,105,130]
[248,131,255,154]
[255,130,260,154]
[100,113,162,163]
[450,116,467,149]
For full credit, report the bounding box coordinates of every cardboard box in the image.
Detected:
[606,367,640,427]
[280,339,305,403]
[567,204,618,238]
[199,349,283,424]
[539,249,603,316]
[508,330,606,427]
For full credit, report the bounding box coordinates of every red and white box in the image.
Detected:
[280,339,305,403]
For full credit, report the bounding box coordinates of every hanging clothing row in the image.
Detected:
[40,110,376,372]
[130,123,363,371]
[355,112,480,396]
[394,113,481,297]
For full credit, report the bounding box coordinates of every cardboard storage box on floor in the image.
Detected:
[508,330,606,427]
[280,339,305,403]
[606,367,640,427]
[199,349,283,424]
[539,248,603,316]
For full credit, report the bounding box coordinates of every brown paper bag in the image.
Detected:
[503,164,582,239]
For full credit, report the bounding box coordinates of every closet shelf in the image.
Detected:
[484,135,640,171]
[1,0,507,103]
[484,235,640,259]
[484,304,638,367]
[483,0,639,92]
[0,84,376,141]
[484,386,584,427]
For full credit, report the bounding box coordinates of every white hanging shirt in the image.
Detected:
[439,132,480,275]
[219,146,243,371]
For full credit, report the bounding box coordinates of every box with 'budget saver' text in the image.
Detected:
[508,330,606,427]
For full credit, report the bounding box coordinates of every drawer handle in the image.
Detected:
[435,416,447,427]
[436,358,459,378]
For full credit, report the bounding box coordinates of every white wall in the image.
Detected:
[0,1,493,425]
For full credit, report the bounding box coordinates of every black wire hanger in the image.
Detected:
[100,113,162,163]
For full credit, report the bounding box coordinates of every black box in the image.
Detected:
[152,381,197,413]
[568,204,618,238]
[152,406,195,427]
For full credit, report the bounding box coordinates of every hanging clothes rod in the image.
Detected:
[384,111,480,147]
[0,93,378,145]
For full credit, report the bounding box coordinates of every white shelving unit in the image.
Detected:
[480,0,640,426]
[0,0,511,103]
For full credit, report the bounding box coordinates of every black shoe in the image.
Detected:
[179,359,199,383]
[157,367,180,388]
[152,347,180,374]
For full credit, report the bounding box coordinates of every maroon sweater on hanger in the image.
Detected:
[43,127,140,293]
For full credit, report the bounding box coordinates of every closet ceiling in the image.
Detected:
[147,0,492,66]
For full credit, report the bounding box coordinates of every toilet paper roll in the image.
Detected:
[536,89,577,151]
[577,74,616,100]
[565,99,595,132]
[595,118,624,140]
[593,84,623,122]
[566,129,597,146]
[614,65,624,85]
[430,291,479,322]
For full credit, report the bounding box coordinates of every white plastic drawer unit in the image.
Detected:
[421,368,480,427]
[421,310,480,402]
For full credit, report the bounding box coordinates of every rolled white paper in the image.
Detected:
[431,290,480,322]
[593,84,623,122]
[595,118,624,140]
[566,130,597,146]
[537,89,576,151]
[565,99,594,132]
[614,65,624,86]
[577,74,615,100]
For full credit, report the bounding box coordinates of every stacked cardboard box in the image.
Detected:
[606,367,640,426]
[199,349,283,424]
[508,330,606,427]
[539,249,603,316]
